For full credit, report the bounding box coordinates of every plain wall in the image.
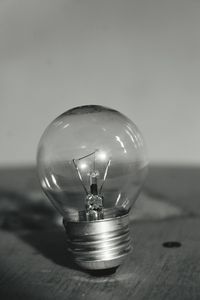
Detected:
[1,0,200,166]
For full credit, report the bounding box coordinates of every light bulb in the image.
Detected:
[37,105,148,270]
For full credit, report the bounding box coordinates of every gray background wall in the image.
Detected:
[0,0,199,166]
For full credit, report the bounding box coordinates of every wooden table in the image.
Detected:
[0,166,200,300]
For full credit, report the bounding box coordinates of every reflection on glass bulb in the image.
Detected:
[37,105,148,270]
[96,150,107,161]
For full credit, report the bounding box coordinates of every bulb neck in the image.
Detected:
[63,214,131,270]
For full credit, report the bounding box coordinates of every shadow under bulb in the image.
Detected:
[37,105,148,270]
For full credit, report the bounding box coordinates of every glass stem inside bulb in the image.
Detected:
[72,149,111,221]
[85,171,104,221]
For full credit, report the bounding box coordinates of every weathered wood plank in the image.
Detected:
[0,166,199,300]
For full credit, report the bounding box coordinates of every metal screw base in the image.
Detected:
[63,214,131,270]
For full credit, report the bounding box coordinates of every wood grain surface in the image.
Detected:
[0,165,200,300]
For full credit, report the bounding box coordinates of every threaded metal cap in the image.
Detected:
[63,214,131,270]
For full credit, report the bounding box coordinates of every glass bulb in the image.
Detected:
[37,105,148,270]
